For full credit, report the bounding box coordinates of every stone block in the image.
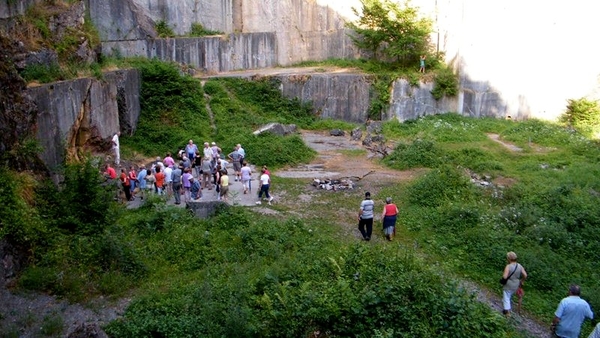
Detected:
[187,200,227,219]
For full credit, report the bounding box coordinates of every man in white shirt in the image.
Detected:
[112,132,120,165]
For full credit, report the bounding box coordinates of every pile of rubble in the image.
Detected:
[312,178,355,191]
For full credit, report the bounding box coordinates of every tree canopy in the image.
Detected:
[347,0,433,67]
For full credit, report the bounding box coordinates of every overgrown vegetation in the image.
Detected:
[346,0,432,66]
[120,60,316,168]
[188,22,223,37]
[10,0,103,83]
[343,0,459,112]
[381,114,600,335]
[7,59,600,335]
[155,20,175,38]
[559,97,600,138]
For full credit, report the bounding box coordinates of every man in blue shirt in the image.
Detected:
[552,284,593,338]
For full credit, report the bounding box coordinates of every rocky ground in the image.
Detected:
[0,131,551,337]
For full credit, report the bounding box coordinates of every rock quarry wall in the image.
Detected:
[102,33,279,74]
[27,70,141,172]
[89,0,359,68]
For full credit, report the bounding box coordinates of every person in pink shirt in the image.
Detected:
[163,152,175,168]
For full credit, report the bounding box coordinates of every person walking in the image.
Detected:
[171,163,183,205]
[256,168,273,205]
[552,284,594,338]
[358,192,374,241]
[501,251,527,317]
[119,168,132,202]
[228,147,243,181]
[381,197,398,241]
[240,161,252,194]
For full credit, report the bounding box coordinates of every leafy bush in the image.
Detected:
[431,67,458,100]
[188,23,222,36]
[155,20,175,38]
[407,165,478,208]
[346,0,433,67]
[237,132,316,169]
[105,213,509,337]
[122,59,210,155]
[559,98,600,137]
[383,139,442,170]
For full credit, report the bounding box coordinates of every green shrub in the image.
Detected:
[123,59,210,155]
[559,98,600,137]
[20,64,65,83]
[431,67,458,100]
[407,165,477,207]
[383,139,441,170]
[52,160,116,235]
[155,20,174,37]
[188,23,222,36]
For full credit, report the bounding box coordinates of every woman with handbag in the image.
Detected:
[501,251,527,316]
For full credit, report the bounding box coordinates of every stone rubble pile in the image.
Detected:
[312,178,355,191]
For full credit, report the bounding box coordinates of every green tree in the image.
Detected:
[559,98,600,137]
[347,0,433,66]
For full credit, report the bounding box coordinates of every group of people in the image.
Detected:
[357,191,596,337]
[357,191,398,242]
[501,251,596,338]
[104,139,274,205]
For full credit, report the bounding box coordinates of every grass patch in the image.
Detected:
[380,113,600,333]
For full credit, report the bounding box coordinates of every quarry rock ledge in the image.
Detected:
[187,200,227,219]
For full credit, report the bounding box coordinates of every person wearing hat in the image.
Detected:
[358,192,375,241]
[211,142,221,161]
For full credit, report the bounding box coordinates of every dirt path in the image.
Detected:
[279,130,551,338]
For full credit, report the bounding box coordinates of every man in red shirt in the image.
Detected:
[104,164,117,180]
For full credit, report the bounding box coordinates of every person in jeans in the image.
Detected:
[256,168,273,205]
[358,192,374,241]
[552,284,593,338]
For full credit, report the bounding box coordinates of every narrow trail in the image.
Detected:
[281,130,552,338]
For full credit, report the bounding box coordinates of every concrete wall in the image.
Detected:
[28,69,140,172]
[102,33,278,73]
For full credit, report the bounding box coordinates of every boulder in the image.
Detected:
[330,129,345,136]
[351,127,362,141]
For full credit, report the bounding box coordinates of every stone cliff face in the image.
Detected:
[102,33,279,74]
[0,33,43,172]
[27,70,140,173]
[90,0,359,68]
